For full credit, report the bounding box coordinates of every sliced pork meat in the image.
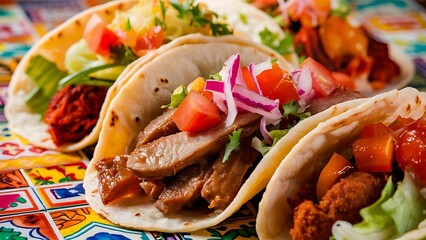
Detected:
[140,180,164,200]
[136,108,178,147]
[291,172,385,240]
[307,87,363,115]
[154,159,212,214]
[127,113,261,179]
[202,142,259,210]
[96,155,141,205]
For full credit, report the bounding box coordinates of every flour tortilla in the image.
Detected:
[83,34,367,232]
[256,87,426,240]
[5,0,294,152]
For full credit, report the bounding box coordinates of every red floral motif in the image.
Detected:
[0,143,24,156]
[28,146,47,154]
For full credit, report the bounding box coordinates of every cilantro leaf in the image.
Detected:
[170,0,233,36]
[283,100,311,120]
[223,128,243,163]
[110,44,138,65]
[162,84,188,109]
[331,0,351,18]
[124,18,132,31]
[259,28,294,55]
[155,0,167,30]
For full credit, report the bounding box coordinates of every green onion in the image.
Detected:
[57,63,118,88]
[25,55,67,114]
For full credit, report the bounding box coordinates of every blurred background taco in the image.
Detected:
[5,0,294,152]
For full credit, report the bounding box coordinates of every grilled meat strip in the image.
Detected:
[127,113,261,179]
[136,108,179,147]
[307,87,363,115]
[154,159,212,214]
[202,142,259,210]
[96,155,141,205]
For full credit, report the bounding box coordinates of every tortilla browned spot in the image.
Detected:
[110,111,118,127]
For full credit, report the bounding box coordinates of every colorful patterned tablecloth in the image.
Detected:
[2,0,426,239]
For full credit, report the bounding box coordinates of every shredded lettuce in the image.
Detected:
[332,171,426,240]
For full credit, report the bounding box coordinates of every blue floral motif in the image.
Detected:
[87,232,131,240]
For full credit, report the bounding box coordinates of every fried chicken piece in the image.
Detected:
[291,172,385,240]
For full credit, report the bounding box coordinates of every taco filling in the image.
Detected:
[290,115,426,240]
[26,0,234,147]
[250,0,401,92]
[95,54,360,214]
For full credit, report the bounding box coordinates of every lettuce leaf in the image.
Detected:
[332,171,426,240]
[382,172,426,236]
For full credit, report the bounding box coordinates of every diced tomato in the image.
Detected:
[316,152,352,200]
[388,116,416,131]
[353,133,394,173]
[173,91,221,133]
[396,122,426,183]
[332,72,355,90]
[241,66,260,93]
[300,57,338,97]
[84,14,121,57]
[135,26,164,52]
[361,122,393,139]
[256,63,299,104]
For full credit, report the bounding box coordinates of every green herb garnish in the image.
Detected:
[171,0,233,36]
[259,28,294,55]
[239,13,248,25]
[209,72,222,80]
[57,44,138,87]
[223,128,243,163]
[124,18,132,31]
[57,63,118,88]
[283,100,311,120]
[162,84,188,109]
[154,0,168,30]
[331,0,351,18]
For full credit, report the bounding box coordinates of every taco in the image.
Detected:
[248,0,414,96]
[256,87,426,239]
[83,34,367,232]
[5,0,292,152]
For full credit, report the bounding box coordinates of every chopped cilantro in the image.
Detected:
[155,0,168,30]
[162,84,188,109]
[110,44,138,65]
[209,72,222,80]
[270,129,289,146]
[283,100,311,120]
[124,18,132,31]
[223,128,243,163]
[331,0,351,18]
[239,13,248,25]
[170,0,233,36]
[259,28,294,55]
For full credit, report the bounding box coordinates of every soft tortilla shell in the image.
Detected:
[84,35,361,232]
[256,87,426,240]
